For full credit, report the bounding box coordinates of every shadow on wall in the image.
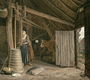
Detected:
[0,24,8,69]
[0,18,6,26]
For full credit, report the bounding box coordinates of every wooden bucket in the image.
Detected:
[10,48,24,73]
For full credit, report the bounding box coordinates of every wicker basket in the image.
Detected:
[10,48,24,73]
[0,9,8,18]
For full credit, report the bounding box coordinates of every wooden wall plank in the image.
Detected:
[55,31,75,67]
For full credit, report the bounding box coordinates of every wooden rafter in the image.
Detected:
[48,0,75,19]
[26,8,74,27]
[60,0,78,11]
[11,3,74,27]
[71,0,80,7]
[44,0,75,21]
[31,0,62,21]
[32,32,47,41]
[72,0,84,5]
[23,18,45,30]
[15,13,45,30]
[60,0,76,12]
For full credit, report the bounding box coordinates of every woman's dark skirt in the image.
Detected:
[20,44,29,64]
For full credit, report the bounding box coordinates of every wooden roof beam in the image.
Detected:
[60,0,76,13]
[50,0,75,18]
[37,0,74,22]
[15,14,44,30]
[72,0,84,5]
[11,3,74,27]
[26,8,74,27]
[23,18,45,30]
[71,0,80,7]
[32,32,47,41]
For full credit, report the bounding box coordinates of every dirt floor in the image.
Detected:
[0,60,89,80]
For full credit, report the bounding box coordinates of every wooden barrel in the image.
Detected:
[9,48,24,73]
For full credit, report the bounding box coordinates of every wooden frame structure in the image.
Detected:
[6,1,75,49]
[3,0,90,77]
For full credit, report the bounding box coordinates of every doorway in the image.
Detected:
[76,27,85,70]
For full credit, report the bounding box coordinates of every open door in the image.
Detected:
[76,27,85,70]
[55,31,75,67]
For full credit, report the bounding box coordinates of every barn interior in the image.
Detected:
[0,0,90,80]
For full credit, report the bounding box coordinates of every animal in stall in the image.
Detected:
[40,40,55,62]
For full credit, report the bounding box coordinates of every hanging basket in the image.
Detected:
[0,8,8,18]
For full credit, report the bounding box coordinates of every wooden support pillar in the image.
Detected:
[84,1,90,77]
[23,5,26,18]
[14,12,16,48]
[45,27,53,40]
[19,17,23,46]
[27,23,32,40]
[74,30,77,66]
[15,3,23,46]
[42,23,53,40]
[6,0,14,49]
[27,14,32,39]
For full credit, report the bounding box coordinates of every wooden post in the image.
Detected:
[84,1,90,77]
[14,12,16,48]
[26,13,33,39]
[42,22,53,40]
[15,3,23,46]
[19,17,23,45]
[6,0,14,49]
[23,5,26,18]
[18,5,27,45]
[45,26,53,40]
[74,30,77,66]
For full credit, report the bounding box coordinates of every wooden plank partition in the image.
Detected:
[55,31,75,67]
